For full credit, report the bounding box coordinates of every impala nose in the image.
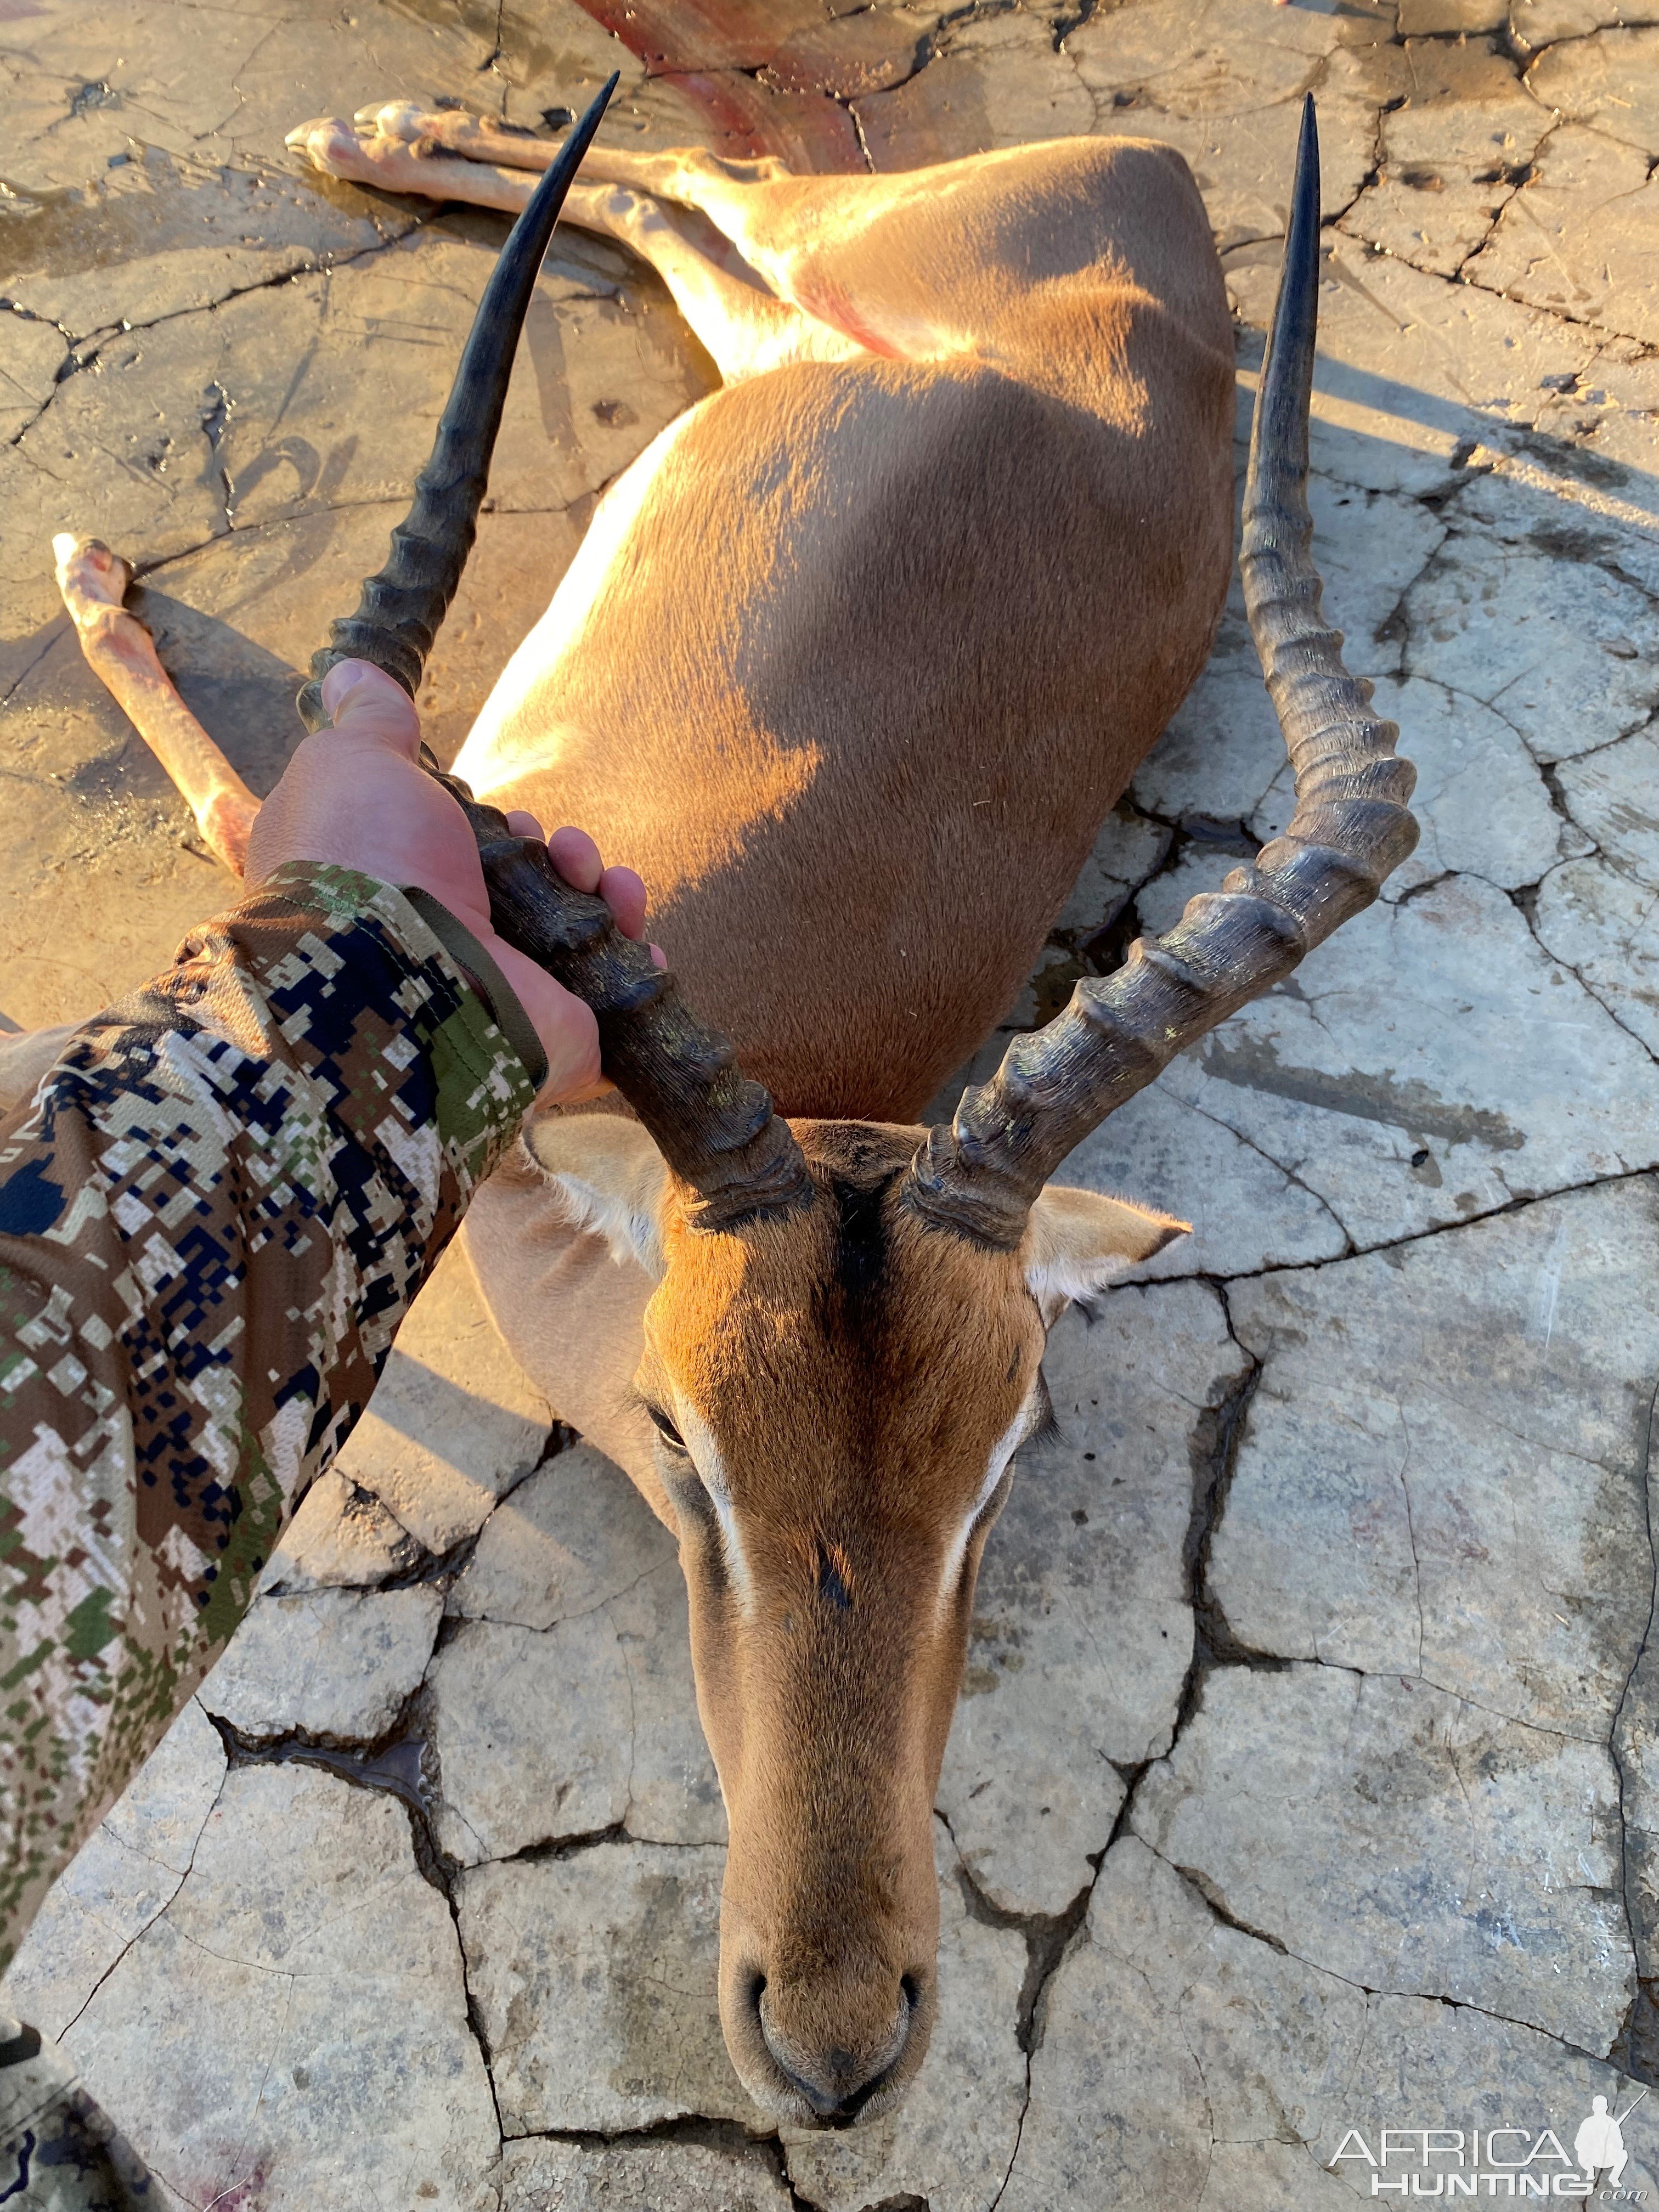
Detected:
[752,1971,925,2125]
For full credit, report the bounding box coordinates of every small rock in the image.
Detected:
[199,1586,441,1743]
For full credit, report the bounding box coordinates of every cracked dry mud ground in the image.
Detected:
[3,0,1659,2204]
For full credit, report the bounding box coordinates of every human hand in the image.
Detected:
[245,660,658,1102]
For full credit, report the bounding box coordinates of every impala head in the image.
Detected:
[318,99,1416,2122]
[527,1110,1182,2121]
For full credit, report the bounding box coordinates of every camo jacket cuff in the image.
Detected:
[0,861,537,1972]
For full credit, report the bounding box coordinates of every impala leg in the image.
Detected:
[285,115,537,216]
[497,134,1168,371]
[52,537,258,878]
[351,102,795,191]
[558,183,862,381]
[353,102,566,172]
[287,109,856,383]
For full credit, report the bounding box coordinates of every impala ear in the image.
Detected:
[1020,1184,1188,1323]
[523,1112,670,1278]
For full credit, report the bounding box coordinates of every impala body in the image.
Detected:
[432,131,1232,2121]
[46,97,1415,2126]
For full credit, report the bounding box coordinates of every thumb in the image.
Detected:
[320,659,422,755]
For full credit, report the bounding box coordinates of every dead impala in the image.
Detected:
[42,97,1415,2125]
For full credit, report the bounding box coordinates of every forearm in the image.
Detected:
[0,862,538,1969]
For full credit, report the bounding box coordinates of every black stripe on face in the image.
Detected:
[816,1538,853,1612]
[832,1173,894,1310]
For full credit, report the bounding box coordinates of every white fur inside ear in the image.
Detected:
[1022,1183,1189,1323]
[523,1113,669,1278]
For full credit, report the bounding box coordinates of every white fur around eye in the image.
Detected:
[675,1400,755,1613]
[934,1380,1042,1626]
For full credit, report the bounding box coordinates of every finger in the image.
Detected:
[504,809,545,843]
[598,863,647,941]
[320,661,421,759]
[546,825,603,894]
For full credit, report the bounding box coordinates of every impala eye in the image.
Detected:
[647,1403,688,1454]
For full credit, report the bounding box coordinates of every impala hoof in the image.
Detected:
[53,533,133,617]
[353,99,428,140]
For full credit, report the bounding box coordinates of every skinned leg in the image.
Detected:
[53,537,257,877]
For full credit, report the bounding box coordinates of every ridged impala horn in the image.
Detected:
[300,74,810,1228]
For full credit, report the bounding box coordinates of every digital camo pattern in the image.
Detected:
[0,863,535,1971]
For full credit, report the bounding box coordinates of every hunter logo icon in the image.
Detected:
[1576,2092,1646,2191]
[1330,2088,1651,2197]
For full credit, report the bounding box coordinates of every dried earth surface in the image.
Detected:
[3,0,1658,2205]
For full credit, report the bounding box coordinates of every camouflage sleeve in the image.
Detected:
[0,861,540,1971]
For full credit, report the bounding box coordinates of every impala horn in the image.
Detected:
[904,95,1419,1250]
[298,74,810,1229]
